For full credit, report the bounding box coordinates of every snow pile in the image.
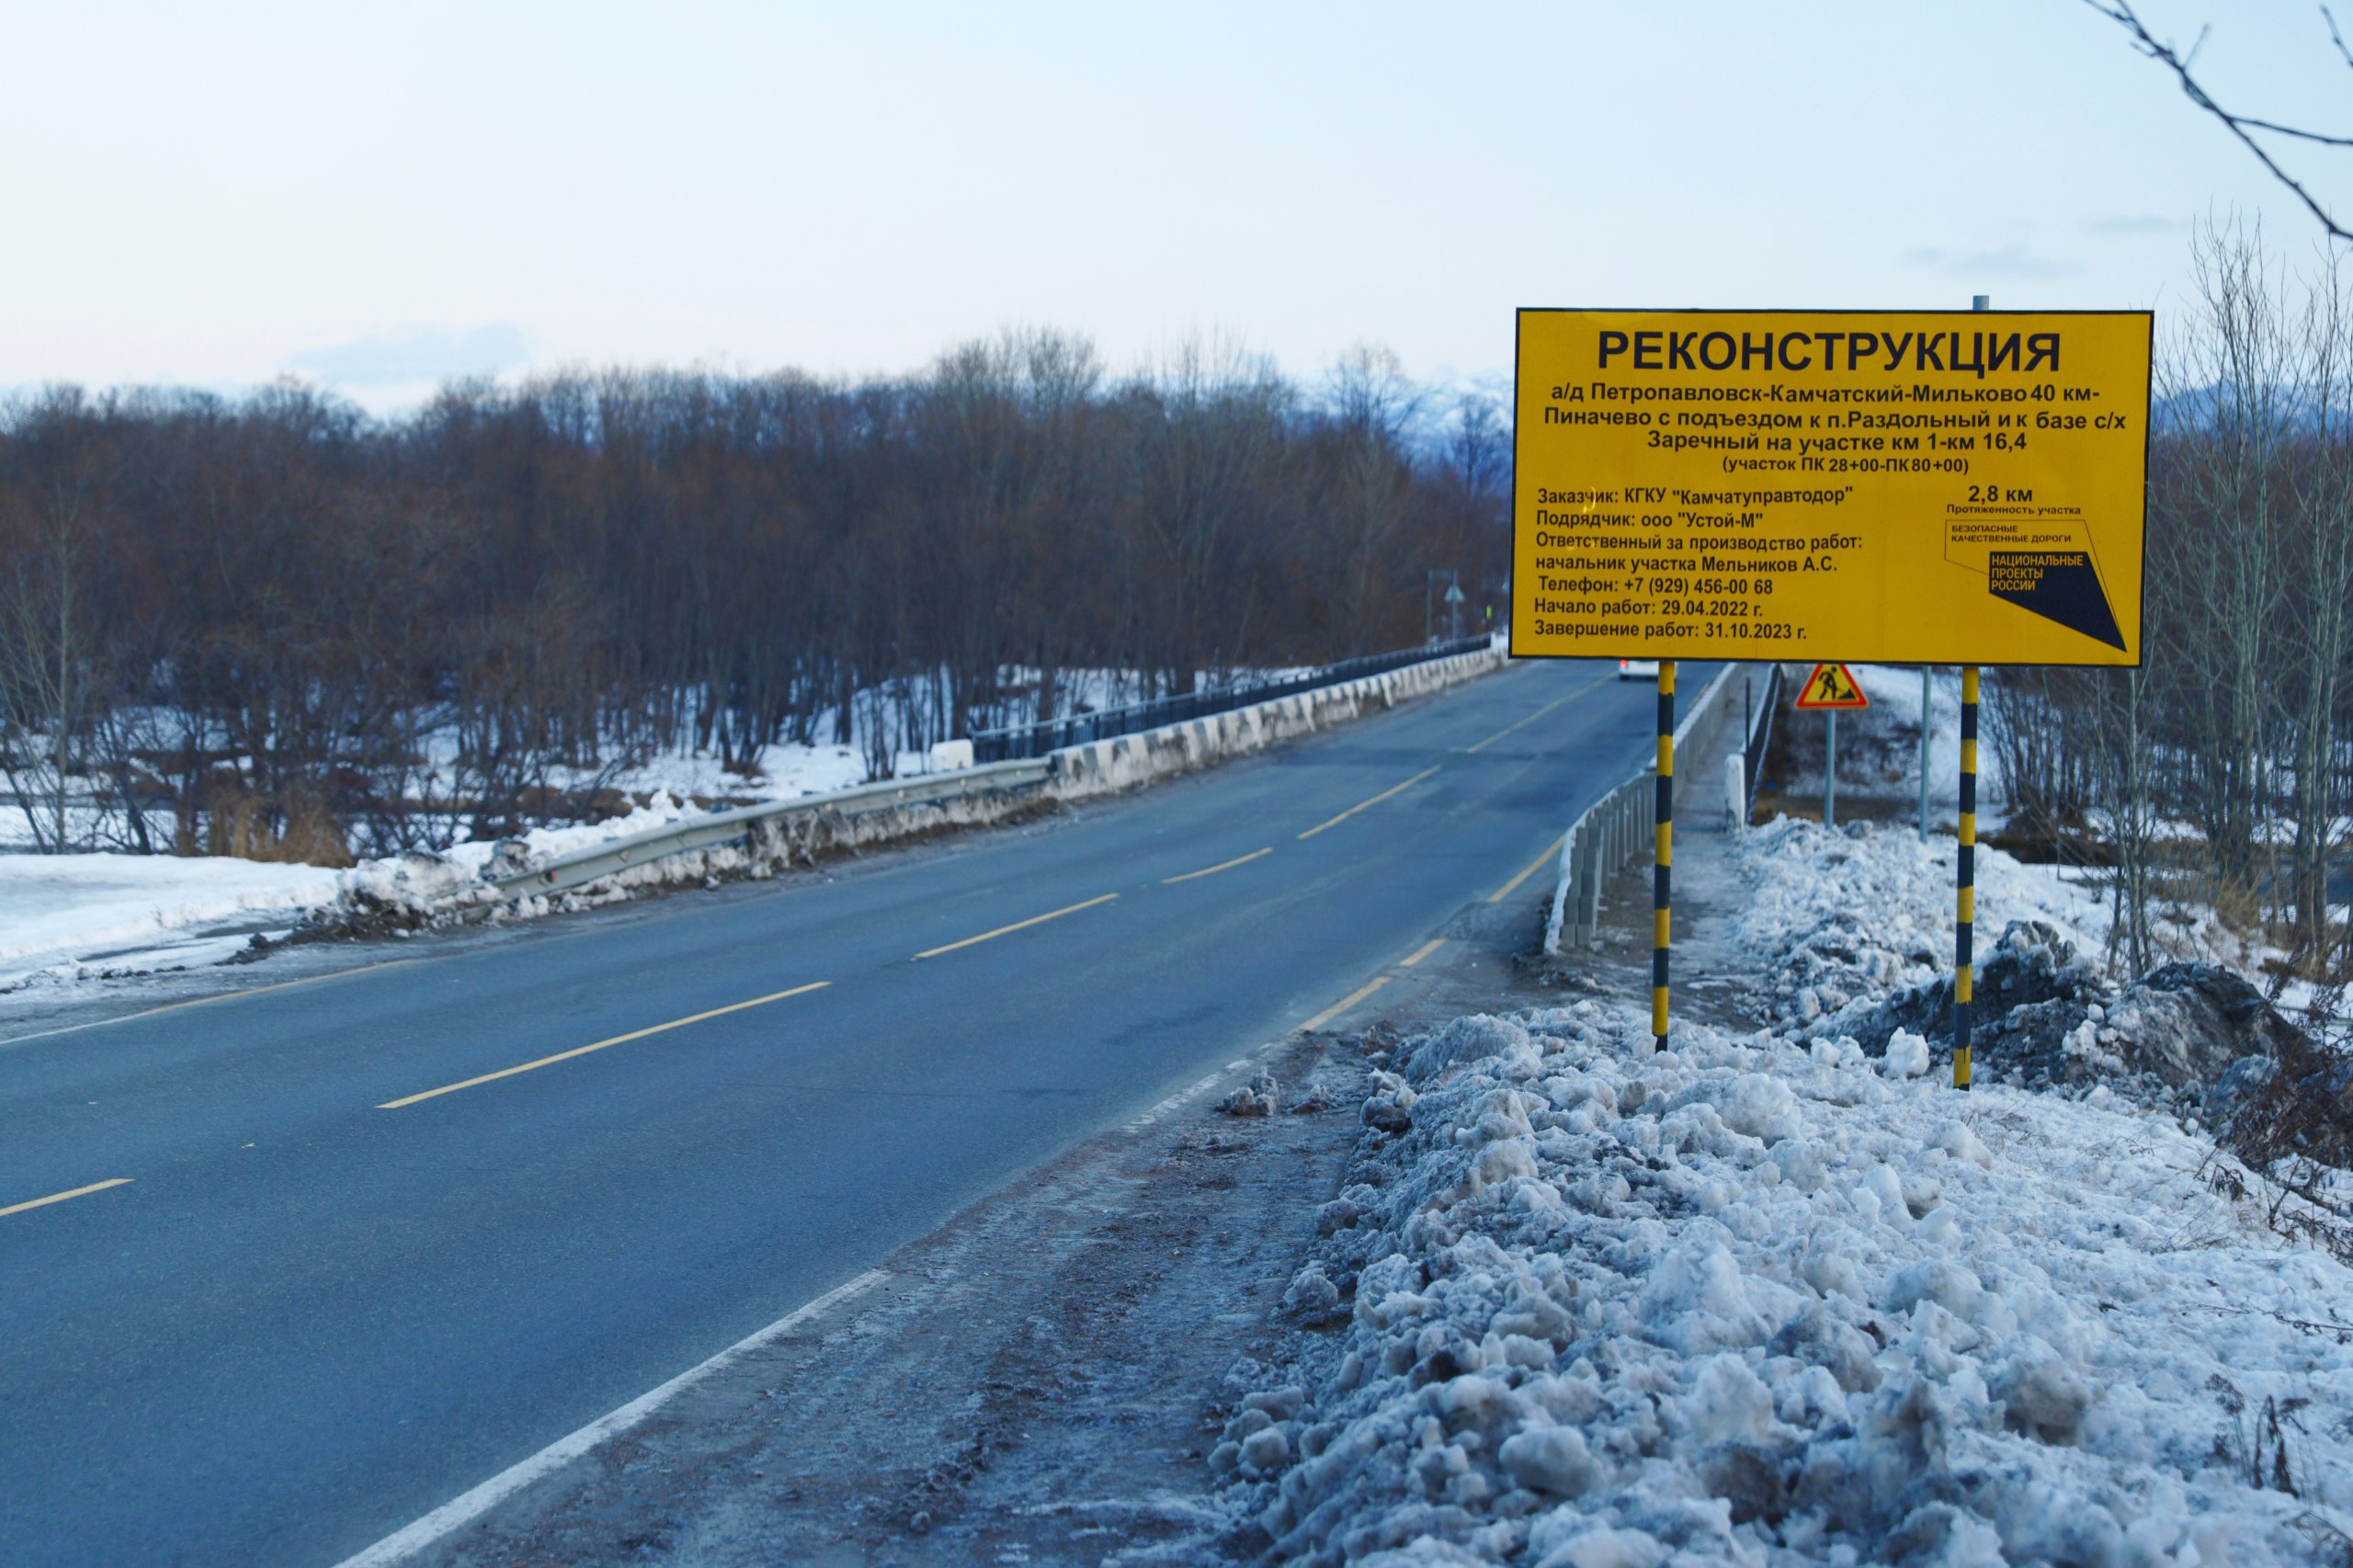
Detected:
[324,791,727,926]
[1729,818,2107,1045]
[1723,821,2327,1132]
[0,852,342,989]
[1223,1005,2353,1565]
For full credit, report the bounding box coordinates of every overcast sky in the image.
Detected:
[5,1,2349,409]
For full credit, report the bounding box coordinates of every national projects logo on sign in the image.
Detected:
[1509,309,2151,666]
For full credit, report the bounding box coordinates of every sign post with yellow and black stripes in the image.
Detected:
[1654,662,1675,1047]
[1955,666,1979,1089]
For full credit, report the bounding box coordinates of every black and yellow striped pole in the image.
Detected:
[1953,665,1977,1090]
[1654,660,1676,1047]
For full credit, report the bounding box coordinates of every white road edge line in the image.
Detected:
[330,1268,889,1568]
[1125,1070,1227,1131]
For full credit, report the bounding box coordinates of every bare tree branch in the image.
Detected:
[2085,0,2353,242]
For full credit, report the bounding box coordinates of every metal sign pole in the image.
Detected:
[1654,660,1676,1049]
[1824,709,1837,829]
[1918,667,1931,842]
[1950,295,1989,1089]
[1955,665,1979,1090]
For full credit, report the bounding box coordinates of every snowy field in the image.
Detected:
[0,853,344,990]
[0,789,763,996]
[1218,824,2352,1565]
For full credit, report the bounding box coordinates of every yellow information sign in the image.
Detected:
[1513,310,2151,665]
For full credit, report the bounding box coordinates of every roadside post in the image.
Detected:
[1919,668,1932,841]
[1826,710,1836,826]
[1511,307,2150,1064]
[1794,662,1868,828]
[1654,661,1675,1046]
[1955,666,1979,1089]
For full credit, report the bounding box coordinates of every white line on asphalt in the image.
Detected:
[328,1268,889,1568]
[1124,1069,1228,1131]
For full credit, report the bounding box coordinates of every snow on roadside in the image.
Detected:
[1211,816,2351,1564]
[1727,818,2297,1051]
[1727,817,2109,1040]
[0,853,343,991]
[0,790,733,994]
[1227,1004,2352,1566]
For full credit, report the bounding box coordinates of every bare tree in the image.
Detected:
[2086,0,2353,243]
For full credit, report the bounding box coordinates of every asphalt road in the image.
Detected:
[0,656,1706,1567]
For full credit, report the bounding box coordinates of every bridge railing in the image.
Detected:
[968,635,1495,763]
[1543,663,1741,956]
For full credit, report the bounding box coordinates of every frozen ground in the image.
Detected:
[1211,823,2352,1566]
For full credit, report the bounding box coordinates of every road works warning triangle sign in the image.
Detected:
[1795,663,1870,710]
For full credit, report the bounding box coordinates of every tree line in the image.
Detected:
[1984,223,2353,983]
[0,333,1508,862]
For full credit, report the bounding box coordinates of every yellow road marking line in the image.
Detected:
[1299,975,1389,1034]
[1464,677,1608,754]
[1296,766,1442,840]
[914,893,1120,960]
[379,982,831,1108]
[1163,846,1273,884]
[1487,834,1568,905]
[1,1177,132,1220]
[1400,937,1447,968]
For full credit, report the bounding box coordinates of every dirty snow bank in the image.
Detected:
[1732,820,2325,1127]
[1729,817,2108,1044]
[1224,1004,2353,1566]
[1213,817,2350,1563]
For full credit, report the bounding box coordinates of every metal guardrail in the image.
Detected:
[1550,772,1656,954]
[493,633,1503,903]
[969,635,1495,763]
[1740,663,1785,817]
[489,758,1051,900]
[1544,664,1738,955]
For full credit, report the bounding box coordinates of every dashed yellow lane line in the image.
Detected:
[1487,834,1567,905]
[1296,766,1442,840]
[378,983,832,1109]
[1,1177,132,1220]
[914,893,1120,960]
[1400,937,1448,968]
[1162,847,1273,884]
[1464,676,1608,754]
[1299,975,1389,1034]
